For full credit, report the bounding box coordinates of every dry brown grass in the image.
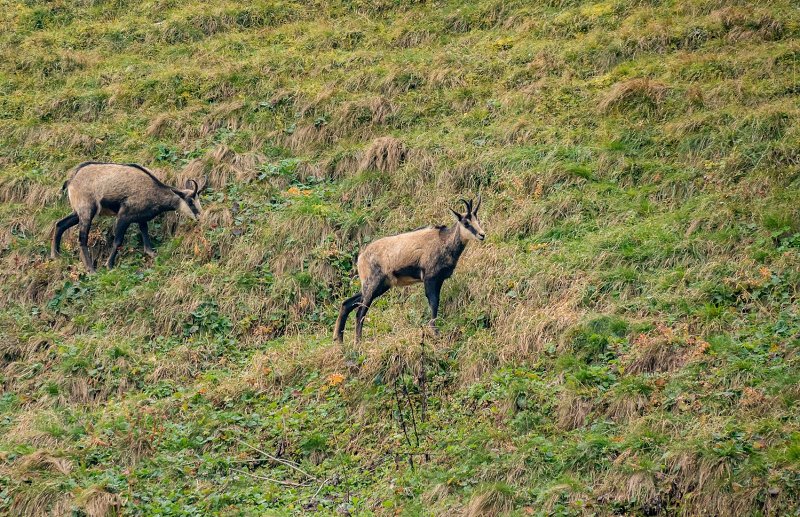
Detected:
[145,113,171,138]
[711,7,783,42]
[598,467,661,513]
[320,150,361,180]
[16,451,73,476]
[176,145,265,188]
[336,96,395,134]
[393,28,435,48]
[2,410,64,450]
[358,136,407,173]
[197,99,247,137]
[284,123,333,152]
[1,257,64,306]
[598,78,668,114]
[77,486,123,517]
[7,480,73,517]
[463,484,515,517]
[623,328,691,375]
[0,173,61,207]
[147,344,206,382]
[555,390,595,430]
[665,450,765,517]
[605,392,650,423]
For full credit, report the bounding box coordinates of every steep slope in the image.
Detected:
[1,0,799,515]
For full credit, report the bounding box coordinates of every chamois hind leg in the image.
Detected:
[106,214,132,269]
[424,277,444,335]
[51,212,79,258]
[334,292,362,343]
[77,207,97,273]
[355,282,390,342]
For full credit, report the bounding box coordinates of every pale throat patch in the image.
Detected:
[178,199,197,220]
[460,222,480,241]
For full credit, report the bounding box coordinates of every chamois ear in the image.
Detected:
[449,208,462,221]
[185,179,199,197]
[473,194,482,214]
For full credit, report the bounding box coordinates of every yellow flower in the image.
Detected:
[327,373,345,386]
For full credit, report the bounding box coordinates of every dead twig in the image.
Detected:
[235,438,319,481]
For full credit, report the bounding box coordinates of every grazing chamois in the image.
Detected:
[51,162,206,272]
[334,196,485,343]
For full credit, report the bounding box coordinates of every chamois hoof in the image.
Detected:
[424,324,439,338]
[144,249,157,258]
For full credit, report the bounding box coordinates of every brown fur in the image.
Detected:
[51,162,206,272]
[335,197,485,343]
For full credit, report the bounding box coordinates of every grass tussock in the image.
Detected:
[598,78,669,115]
[358,136,408,173]
[463,482,515,517]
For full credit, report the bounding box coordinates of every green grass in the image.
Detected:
[1,0,799,515]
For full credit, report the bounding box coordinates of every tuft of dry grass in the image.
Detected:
[78,486,123,517]
[556,390,595,430]
[7,479,73,517]
[463,483,515,517]
[623,328,691,375]
[598,468,661,513]
[665,450,766,517]
[336,96,395,134]
[15,451,73,476]
[284,123,333,152]
[145,113,171,138]
[598,78,668,114]
[358,136,407,173]
[0,174,61,207]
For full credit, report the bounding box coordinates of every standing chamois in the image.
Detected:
[51,162,206,273]
[334,196,485,343]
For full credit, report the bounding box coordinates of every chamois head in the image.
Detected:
[450,195,485,242]
[173,178,206,221]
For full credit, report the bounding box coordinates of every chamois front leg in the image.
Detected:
[424,277,444,335]
[138,221,156,258]
[106,215,132,269]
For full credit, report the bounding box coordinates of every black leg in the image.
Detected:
[355,282,390,342]
[139,221,156,257]
[334,292,362,343]
[78,209,96,273]
[51,212,79,258]
[424,278,444,334]
[106,217,131,269]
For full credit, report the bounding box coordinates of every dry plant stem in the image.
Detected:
[235,438,318,481]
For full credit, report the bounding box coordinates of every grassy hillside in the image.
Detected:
[1,0,799,514]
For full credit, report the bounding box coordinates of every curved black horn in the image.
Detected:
[459,198,472,214]
[186,179,199,197]
[474,194,482,213]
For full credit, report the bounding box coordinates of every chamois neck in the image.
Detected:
[445,223,467,259]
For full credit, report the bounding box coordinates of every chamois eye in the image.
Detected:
[463,221,471,228]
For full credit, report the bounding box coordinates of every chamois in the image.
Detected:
[334,196,485,343]
[51,162,206,272]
